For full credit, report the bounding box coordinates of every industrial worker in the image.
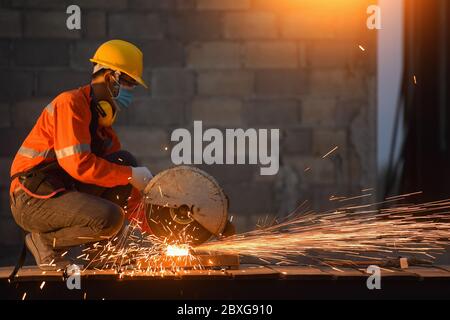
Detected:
[9,40,153,270]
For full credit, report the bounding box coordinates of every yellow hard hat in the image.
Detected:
[90,39,148,88]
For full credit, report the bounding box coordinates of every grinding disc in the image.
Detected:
[144,166,228,245]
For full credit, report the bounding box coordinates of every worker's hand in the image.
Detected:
[130,166,153,192]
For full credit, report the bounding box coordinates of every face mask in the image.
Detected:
[114,86,134,109]
[106,72,135,109]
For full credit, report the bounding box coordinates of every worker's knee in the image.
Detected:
[95,203,124,238]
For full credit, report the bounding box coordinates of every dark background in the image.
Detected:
[0,0,400,267]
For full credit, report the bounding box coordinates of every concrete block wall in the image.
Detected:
[0,0,376,265]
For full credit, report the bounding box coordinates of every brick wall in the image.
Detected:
[0,0,376,265]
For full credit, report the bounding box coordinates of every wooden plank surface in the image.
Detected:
[2,265,450,281]
[226,265,280,278]
[404,267,450,278]
[136,254,239,269]
[0,267,14,278]
[175,269,233,279]
[435,265,450,273]
[267,266,334,279]
[319,266,367,278]
[0,266,64,281]
[356,267,419,279]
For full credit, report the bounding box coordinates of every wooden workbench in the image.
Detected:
[1,265,450,299]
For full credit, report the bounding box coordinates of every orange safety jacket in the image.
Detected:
[10,85,150,231]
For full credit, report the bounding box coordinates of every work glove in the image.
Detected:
[130,166,153,192]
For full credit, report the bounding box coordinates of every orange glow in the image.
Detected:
[253,0,367,11]
[166,244,190,257]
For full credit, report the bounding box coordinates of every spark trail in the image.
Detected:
[196,198,450,264]
[79,194,450,272]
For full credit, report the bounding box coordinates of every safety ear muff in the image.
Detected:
[96,100,117,127]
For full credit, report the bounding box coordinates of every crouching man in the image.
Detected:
[9,40,152,270]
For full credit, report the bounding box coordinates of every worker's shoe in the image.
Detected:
[25,233,70,271]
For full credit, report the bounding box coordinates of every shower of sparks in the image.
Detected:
[359,45,366,51]
[386,191,423,201]
[79,200,201,274]
[158,185,163,198]
[196,196,450,264]
[166,244,190,257]
[338,193,372,202]
[75,192,450,275]
[322,146,338,159]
